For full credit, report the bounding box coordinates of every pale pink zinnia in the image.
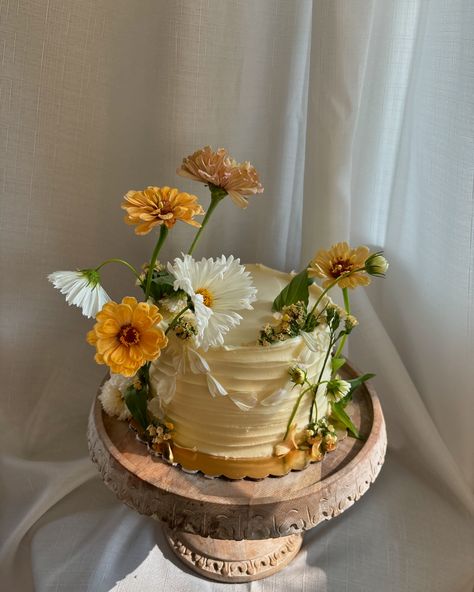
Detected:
[177,146,264,208]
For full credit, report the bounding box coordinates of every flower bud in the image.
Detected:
[365,252,389,276]
[326,303,344,317]
[325,304,343,331]
[288,365,306,385]
[345,314,359,332]
[326,378,351,401]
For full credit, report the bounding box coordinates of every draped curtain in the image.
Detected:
[1,1,473,591]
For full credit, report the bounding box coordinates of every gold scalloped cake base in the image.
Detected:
[158,441,323,480]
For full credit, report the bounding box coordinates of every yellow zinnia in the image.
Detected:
[87,296,168,376]
[308,242,371,289]
[122,186,204,235]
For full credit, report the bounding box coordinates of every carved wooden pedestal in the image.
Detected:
[88,365,386,583]
[164,530,303,582]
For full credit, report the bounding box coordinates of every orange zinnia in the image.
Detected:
[177,146,264,208]
[87,296,168,376]
[122,186,204,235]
[308,242,371,289]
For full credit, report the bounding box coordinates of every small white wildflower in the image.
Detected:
[159,293,189,315]
[326,378,351,402]
[99,373,134,420]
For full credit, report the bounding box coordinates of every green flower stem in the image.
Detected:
[307,277,343,319]
[309,334,335,424]
[343,287,351,314]
[307,267,364,319]
[307,302,330,331]
[284,384,313,439]
[165,305,190,335]
[333,288,351,362]
[187,186,227,255]
[145,225,169,301]
[95,258,140,279]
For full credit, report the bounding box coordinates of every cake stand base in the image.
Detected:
[165,528,302,582]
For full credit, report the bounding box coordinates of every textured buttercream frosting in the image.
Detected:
[150,264,332,459]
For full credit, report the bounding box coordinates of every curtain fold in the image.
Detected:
[1,1,473,590]
[303,0,474,499]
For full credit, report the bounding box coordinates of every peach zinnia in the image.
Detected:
[122,186,204,235]
[87,296,168,376]
[308,242,371,289]
[177,146,264,208]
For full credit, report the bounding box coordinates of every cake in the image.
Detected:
[147,264,335,478]
[49,146,388,481]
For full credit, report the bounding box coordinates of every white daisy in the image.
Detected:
[48,269,110,318]
[99,373,134,420]
[168,254,257,350]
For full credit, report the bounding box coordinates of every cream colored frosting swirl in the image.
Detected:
[150,264,332,459]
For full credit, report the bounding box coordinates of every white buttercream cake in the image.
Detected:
[149,264,333,477]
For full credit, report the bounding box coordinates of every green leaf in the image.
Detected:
[124,382,149,430]
[349,373,375,391]
[137,363,150,383]
[337,373,375,408]
[330,401,362,440]
[331,357,346,372]
[142,270,176,303]
[272,269,313,312]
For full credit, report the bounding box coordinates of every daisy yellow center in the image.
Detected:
[118,324,140,346]
[330,259,354,278]
[196,288,214,308]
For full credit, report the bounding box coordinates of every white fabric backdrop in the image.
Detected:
[1,1,473,591]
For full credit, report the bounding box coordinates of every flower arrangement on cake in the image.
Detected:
[49,146,388,479]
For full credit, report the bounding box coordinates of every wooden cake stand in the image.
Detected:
[87,365,386,583]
